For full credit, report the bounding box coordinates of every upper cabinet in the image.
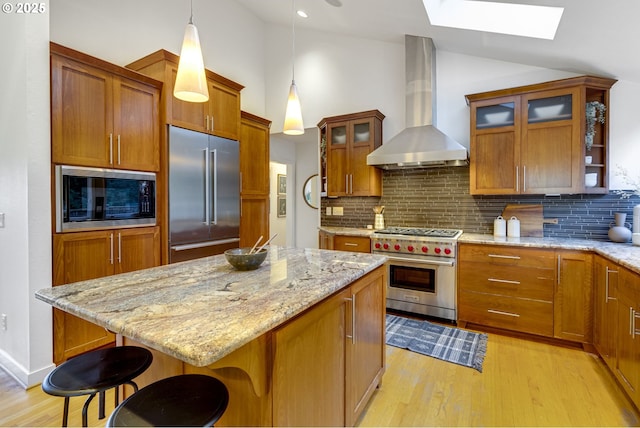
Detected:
[466,76,616,195]
[51,43,162,172]
[126,50,243,141]
[318,110,384,197]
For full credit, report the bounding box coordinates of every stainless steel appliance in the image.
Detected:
[55,165,156,232]
[371,227,462,321]
[168,126,240,262]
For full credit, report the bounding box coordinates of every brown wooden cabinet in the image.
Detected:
[319,230,334,250]
[272,267,385,427]
[52,226,160,363]
[458,244,555,337]
[593,255,619,368]
[466,76,616,195]
[554,250,593,343]
[318,110,384,197]
[50,43,161,172]
[126,50,243,141]
[615,267,640,407]
[334,235,371,253]
[239,112,270,247]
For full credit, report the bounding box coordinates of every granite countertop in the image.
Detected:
[35,246,387,367]
[319,226,376,236]
[460,233,640,275]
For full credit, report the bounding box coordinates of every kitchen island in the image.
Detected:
[36,246,388,426]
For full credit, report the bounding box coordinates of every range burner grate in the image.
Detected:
[374,227,462,239]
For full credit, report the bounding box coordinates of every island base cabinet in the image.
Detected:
[615,268,640,408]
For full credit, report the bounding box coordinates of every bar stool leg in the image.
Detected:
[99,391,106,419]
[82,393,97,427]
[62,397,70,427]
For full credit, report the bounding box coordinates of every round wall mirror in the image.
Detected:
[303,174,319,209]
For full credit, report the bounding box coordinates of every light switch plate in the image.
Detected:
[326,207,332,215]
[333,207,344,216]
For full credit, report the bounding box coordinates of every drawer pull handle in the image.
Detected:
[488,254,521,260]
[488,278,520,285]
[487,309,520,318]
[344,243,359,247]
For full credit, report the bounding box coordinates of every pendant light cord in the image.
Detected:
[189,0,194,25]
[291,0,296,81]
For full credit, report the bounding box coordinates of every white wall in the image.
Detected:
[0,1,53,387]
[293,130,320,249]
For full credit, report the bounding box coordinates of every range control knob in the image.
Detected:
[421,246,428,253]
[383,243,389,250]
[444,248,452,255]
[374,242,381,249]
[434,247,442,254]
[394,244,401,251]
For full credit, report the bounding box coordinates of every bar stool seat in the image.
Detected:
[106,374,229,427]
[42,346,153,427]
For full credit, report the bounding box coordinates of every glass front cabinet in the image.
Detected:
[466,76,616,195]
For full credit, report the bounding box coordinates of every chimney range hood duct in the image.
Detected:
[367,35,468,169]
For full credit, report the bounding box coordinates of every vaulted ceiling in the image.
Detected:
[235,0,640,84]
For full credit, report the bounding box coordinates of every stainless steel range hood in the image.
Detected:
[367,35,468,170]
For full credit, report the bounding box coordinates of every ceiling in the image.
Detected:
[235,0,640,84]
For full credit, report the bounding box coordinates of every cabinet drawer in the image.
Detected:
[333,236,371,253]
[458,290,554,337]
[460,244,555,268]
[459,262,554,301]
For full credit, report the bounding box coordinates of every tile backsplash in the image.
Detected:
[320,166,640,241]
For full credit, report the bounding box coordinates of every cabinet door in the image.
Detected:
[470,96,519,195]
[52,231,116,363]
[169,66,209,133]
[615,268,640,405]
[273,288,349,427]
[240,114,270,196]
[327,121,349,196]
[113,77,160,171]
[240,196,269,248]
[209,79,241,141]
[521,88,581,194]
[554,250,593,342]
[115,226,160,274]
[593,256,618,367]
[346,269,385,426]
[51,54,113,167]
[350,117,382,197]
[318,230,334,250]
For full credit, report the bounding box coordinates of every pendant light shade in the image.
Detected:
[284,80,304,135]
[283,0,304,135]
[174,4,209,103]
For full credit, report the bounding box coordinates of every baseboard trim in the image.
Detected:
[0,349,54,389]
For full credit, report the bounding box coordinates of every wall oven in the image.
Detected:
[371,227,462,321]
[55,165,156,232]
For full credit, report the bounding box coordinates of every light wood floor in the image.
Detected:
[1,330,638,427]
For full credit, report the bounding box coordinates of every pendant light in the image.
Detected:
[283,0,304,135]
[174,0,209,103]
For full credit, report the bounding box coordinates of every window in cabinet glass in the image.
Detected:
[476,103,515,129]
[331,125,347,145]
[353,122,370,142]
[528,95,572,124]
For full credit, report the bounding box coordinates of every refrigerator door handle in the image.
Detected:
[210,148,218,225]
[204,149,210,225]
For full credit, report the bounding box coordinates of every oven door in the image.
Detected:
[384,254,456,321]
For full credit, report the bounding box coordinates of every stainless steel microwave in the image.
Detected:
[55,165,156,232]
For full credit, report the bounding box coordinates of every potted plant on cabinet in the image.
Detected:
[585,101,606,151]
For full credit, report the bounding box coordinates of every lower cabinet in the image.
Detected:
[458,244,593,344]
[554,250,593,342]
[52,226,160,363]
[319,230,334,249]
[614,267,640,407]
[272,267,385,426]
[593,255,619,367]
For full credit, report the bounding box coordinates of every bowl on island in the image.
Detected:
[224,248,268,271]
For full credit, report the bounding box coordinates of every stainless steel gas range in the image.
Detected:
[371,227,462,321]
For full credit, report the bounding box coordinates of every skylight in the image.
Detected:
[422,0,564,40]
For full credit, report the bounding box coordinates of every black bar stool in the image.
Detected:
[106,374,229,427]
[42,346,153,427]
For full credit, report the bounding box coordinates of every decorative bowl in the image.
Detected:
[484,111,511,125]
[533,104,564,119]
[224,248,268,271]
[585,173,598,188]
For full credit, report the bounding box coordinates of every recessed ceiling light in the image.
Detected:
[325,0,342,7]
[422,0,564,40]
[297,10,308,18]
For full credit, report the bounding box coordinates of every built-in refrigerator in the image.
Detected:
[168,125,240,263]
